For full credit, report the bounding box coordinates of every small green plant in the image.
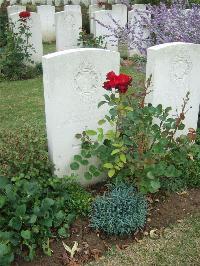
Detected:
[71,72,200,194]
[0,175,92,265]
[90,183,147,236]
[0,126,53,179]
[78,30,106,49]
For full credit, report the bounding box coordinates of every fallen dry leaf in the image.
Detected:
[149,229,160,239]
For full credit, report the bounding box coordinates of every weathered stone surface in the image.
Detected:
[93,10,118,51]
[55,10,82,51]
[42,48,120,184]
[7,5,26,17]
[37,5,55,43]
[146,42,200,135]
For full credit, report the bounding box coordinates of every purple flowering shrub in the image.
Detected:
[144,4,200,48]
[95,4,200,55]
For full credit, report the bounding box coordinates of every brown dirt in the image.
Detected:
[13,188,200,266]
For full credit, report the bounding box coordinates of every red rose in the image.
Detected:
[103,71,132,94]
[106,71,116,81]
[19,11,31,19]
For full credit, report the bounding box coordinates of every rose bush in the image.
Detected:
[71,72,200,193]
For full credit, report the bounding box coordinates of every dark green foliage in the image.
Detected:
[161,176,187,192]
[81,3,90,33]
[90,184,147,236]
[78,30,106,49]
[0,126,53,179]
[0,2,8,48]
[161,130,200,192]
[0,175,93,264]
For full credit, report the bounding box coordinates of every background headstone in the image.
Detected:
[9,12,43,64]
[64,4,81,13]
[89,4,105,34]
[93,10,118,51]
[7,5,26,18]
[37,5,56,43]
[146,42,200,135]
[55,10,82,51]
[128,4,149,56]
[42,48,120,184]
[112,4,127,28]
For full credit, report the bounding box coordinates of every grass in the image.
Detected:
[88,214,200,266]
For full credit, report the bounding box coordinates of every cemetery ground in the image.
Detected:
[0,43,200,265]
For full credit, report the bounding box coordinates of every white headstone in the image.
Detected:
[64,0,81,4]
[55,10,82,51]
[89,4,105,34]
[128,4,149,55]
[7,5,26,18]
[81,0,90,6]
[91,0,98,4]
[46,0,53,4]
[21,0,28,5]
[9,0,17,5]
[54,0,61,6]
[93,10,118,51]
[9,12,43,64]
[42,48,120,184]
[64,4,81,13]
[112,4,127,28]
[37,5,56,43]
[146,42,200,135]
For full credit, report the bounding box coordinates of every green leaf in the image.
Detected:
[56,210,65,221]
[70,162,80,170]
[108,169,115,177]
[111,149,120,155]
[98,134,104,142]
[0,176,9,189]
[9,217,22,231]
[120,153,126,163]
[147,171,155,179]
[15,204,26,217]
[74,155,82,162]
[84,172,93,180]
[104,94,110,101]
[29,215,37,224]
[75,133,82,139]
[89,165,98,173]
[98,119,106,125]
[21,230,31,240]
[0,243,10,256]
[81,159,89,165]
[0,196,6,208]
[103,163,113,169]
[178,123,185,130]
[58,227,68,237]
[41,218,53,227]
[98,101,107,108]
[42,198,54,208]
[81,150,91,158]
[85,130,97,136]
[150,179,160,192]
[165,165,180,177]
